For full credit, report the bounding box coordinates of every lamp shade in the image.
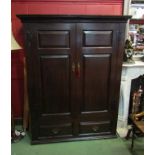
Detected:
[11,32,22,50]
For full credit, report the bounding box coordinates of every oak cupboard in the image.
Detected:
[17,15,130,144]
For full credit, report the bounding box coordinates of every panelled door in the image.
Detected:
[26,22,120,141]
[26,23,77,140]
[76,23,120,136]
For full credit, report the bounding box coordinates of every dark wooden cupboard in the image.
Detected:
[17,15,130,144]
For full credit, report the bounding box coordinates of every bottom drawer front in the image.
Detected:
[39,124,73,137]
[80,122,111,134]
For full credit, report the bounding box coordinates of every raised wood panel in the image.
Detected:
[76,22,120,139]
[83,31,112,47]
[17,15,129,144]
[82,54,111,112]
[40,55,71,114]
[80,111,111,122]
[38,31,70,48]
[39,123,73,137]
[40,113,72,125]
[79,121,111,135]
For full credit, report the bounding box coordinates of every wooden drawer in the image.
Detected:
[39,124,73,137]
[80,111,112,122]
[40,113,72,126]
[79,121,111,135]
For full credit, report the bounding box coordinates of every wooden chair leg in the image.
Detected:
[131,125,135,149]
[125,128,132,140]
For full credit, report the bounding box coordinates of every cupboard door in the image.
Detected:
[76,23,121,136]
[25,23,76,140]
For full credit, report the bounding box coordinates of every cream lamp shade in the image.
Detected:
[11,32,22,50]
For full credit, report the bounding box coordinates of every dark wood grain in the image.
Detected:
[17,15,131,23]
[83,31,112,47]
[17,15,130,144]
[38,31,70,48]
[82,54,111,111]
[76,22,121,136]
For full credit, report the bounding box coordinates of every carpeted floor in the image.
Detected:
[11,129,144,155]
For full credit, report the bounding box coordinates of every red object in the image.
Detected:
[11,51,24,117]
[129,19,144,25]
[11,0,123,118]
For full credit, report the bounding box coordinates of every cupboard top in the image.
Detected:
[17,15,131,23]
